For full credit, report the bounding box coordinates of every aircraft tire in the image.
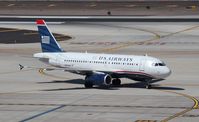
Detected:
[146,84,152,89]
[112,78,121,86]
[84,81,93,88]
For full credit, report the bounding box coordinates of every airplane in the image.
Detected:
[31,19,171,89]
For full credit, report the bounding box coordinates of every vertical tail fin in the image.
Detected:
[36,19,63,52]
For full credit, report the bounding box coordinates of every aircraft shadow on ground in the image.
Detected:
[38,79,119,91]
[38,79,184,91]
[38,79,85,85]
[119,83,185,90]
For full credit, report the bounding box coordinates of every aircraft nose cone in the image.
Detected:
[165,67,171,77]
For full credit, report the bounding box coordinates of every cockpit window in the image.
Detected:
[153,62,166,66]
[158,63,166,66]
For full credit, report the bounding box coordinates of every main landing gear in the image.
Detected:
[112,78,121,86]
[145,79,152,89]
[84,77,122,88]
[84,77,152,89]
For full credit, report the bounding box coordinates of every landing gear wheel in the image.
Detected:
[146,84,152,89]
[145,79,152,89]
[84,81,93,88]
[112,78,121,86]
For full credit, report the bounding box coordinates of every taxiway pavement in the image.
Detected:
[0,21,198,122]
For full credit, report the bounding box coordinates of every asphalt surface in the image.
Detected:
[0,21,198,122]
[3,16,199,22]
[0,1,199,16]
[0,27,71,44]
[0,1,199,122]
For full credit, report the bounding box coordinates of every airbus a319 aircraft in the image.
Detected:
[32,19,171,89]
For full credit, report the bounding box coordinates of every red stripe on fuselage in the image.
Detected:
[115,71,155,78]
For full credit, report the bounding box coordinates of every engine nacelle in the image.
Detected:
[86,73,112,86]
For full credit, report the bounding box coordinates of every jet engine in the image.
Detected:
[86,73,112,86]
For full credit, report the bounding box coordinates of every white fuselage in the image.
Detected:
[34,52,171,80]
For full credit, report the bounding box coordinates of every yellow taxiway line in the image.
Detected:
[37,25,199,121]
[159,90,199,122]
[0,29,21,33]
[39,68,199,109]
[161,108,192,122]
[39,69,199,121]
[38,68,69,80]
[23,32,38,35]
[100,25,199,53]
[162,90,199,109]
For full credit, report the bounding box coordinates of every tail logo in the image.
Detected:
[41,36,50,44]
